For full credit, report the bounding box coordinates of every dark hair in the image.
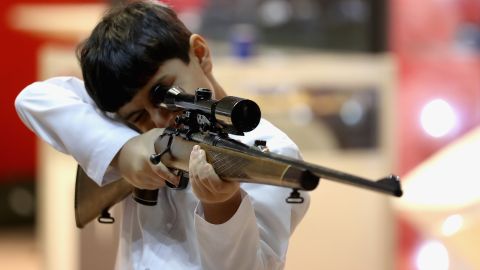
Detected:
[77,1,192,112]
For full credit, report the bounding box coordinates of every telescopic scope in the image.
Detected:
[151,86,261,134]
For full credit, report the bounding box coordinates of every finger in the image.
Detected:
[189,145,202,181]
[149,160,180,186]
[190,145,202,163]
[193,149,224,192]
[198,163,224,192]
[192,148,215,184]
[130,175,164,190]
[195,147,220,180]
[195,147,210,168]
[144,174,168,188]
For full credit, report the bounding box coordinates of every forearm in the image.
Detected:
[201,189,242,224]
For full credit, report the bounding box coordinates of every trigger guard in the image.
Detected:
[166,170,189,190]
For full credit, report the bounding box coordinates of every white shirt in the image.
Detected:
[15,76,310,270]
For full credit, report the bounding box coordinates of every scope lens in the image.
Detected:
[231,99,261,132]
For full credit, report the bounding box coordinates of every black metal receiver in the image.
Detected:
[132,86,402,206]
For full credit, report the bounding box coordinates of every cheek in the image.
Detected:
[149,109,178,129]
[138,120,156,133]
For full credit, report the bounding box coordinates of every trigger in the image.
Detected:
[166,170,189,190]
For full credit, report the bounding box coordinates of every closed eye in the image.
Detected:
[132,110,147,123]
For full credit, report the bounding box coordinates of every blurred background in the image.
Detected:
[1,0,480,269]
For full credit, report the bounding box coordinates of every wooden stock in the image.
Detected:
[154,134,319,190]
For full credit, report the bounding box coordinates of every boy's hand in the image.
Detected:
[115,128,180,190]
[189,145,240,204]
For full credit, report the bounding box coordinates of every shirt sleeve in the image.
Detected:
[14,76,139,185]
[194,119,310,270]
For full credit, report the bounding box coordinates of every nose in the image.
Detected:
[147,106,176,128]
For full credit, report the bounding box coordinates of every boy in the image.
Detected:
[15,1,309,269]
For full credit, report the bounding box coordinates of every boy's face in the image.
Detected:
[117,56,214,133]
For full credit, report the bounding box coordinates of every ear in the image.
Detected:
[189,34,212,73]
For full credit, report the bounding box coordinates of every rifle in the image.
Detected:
[75,87,402,228]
